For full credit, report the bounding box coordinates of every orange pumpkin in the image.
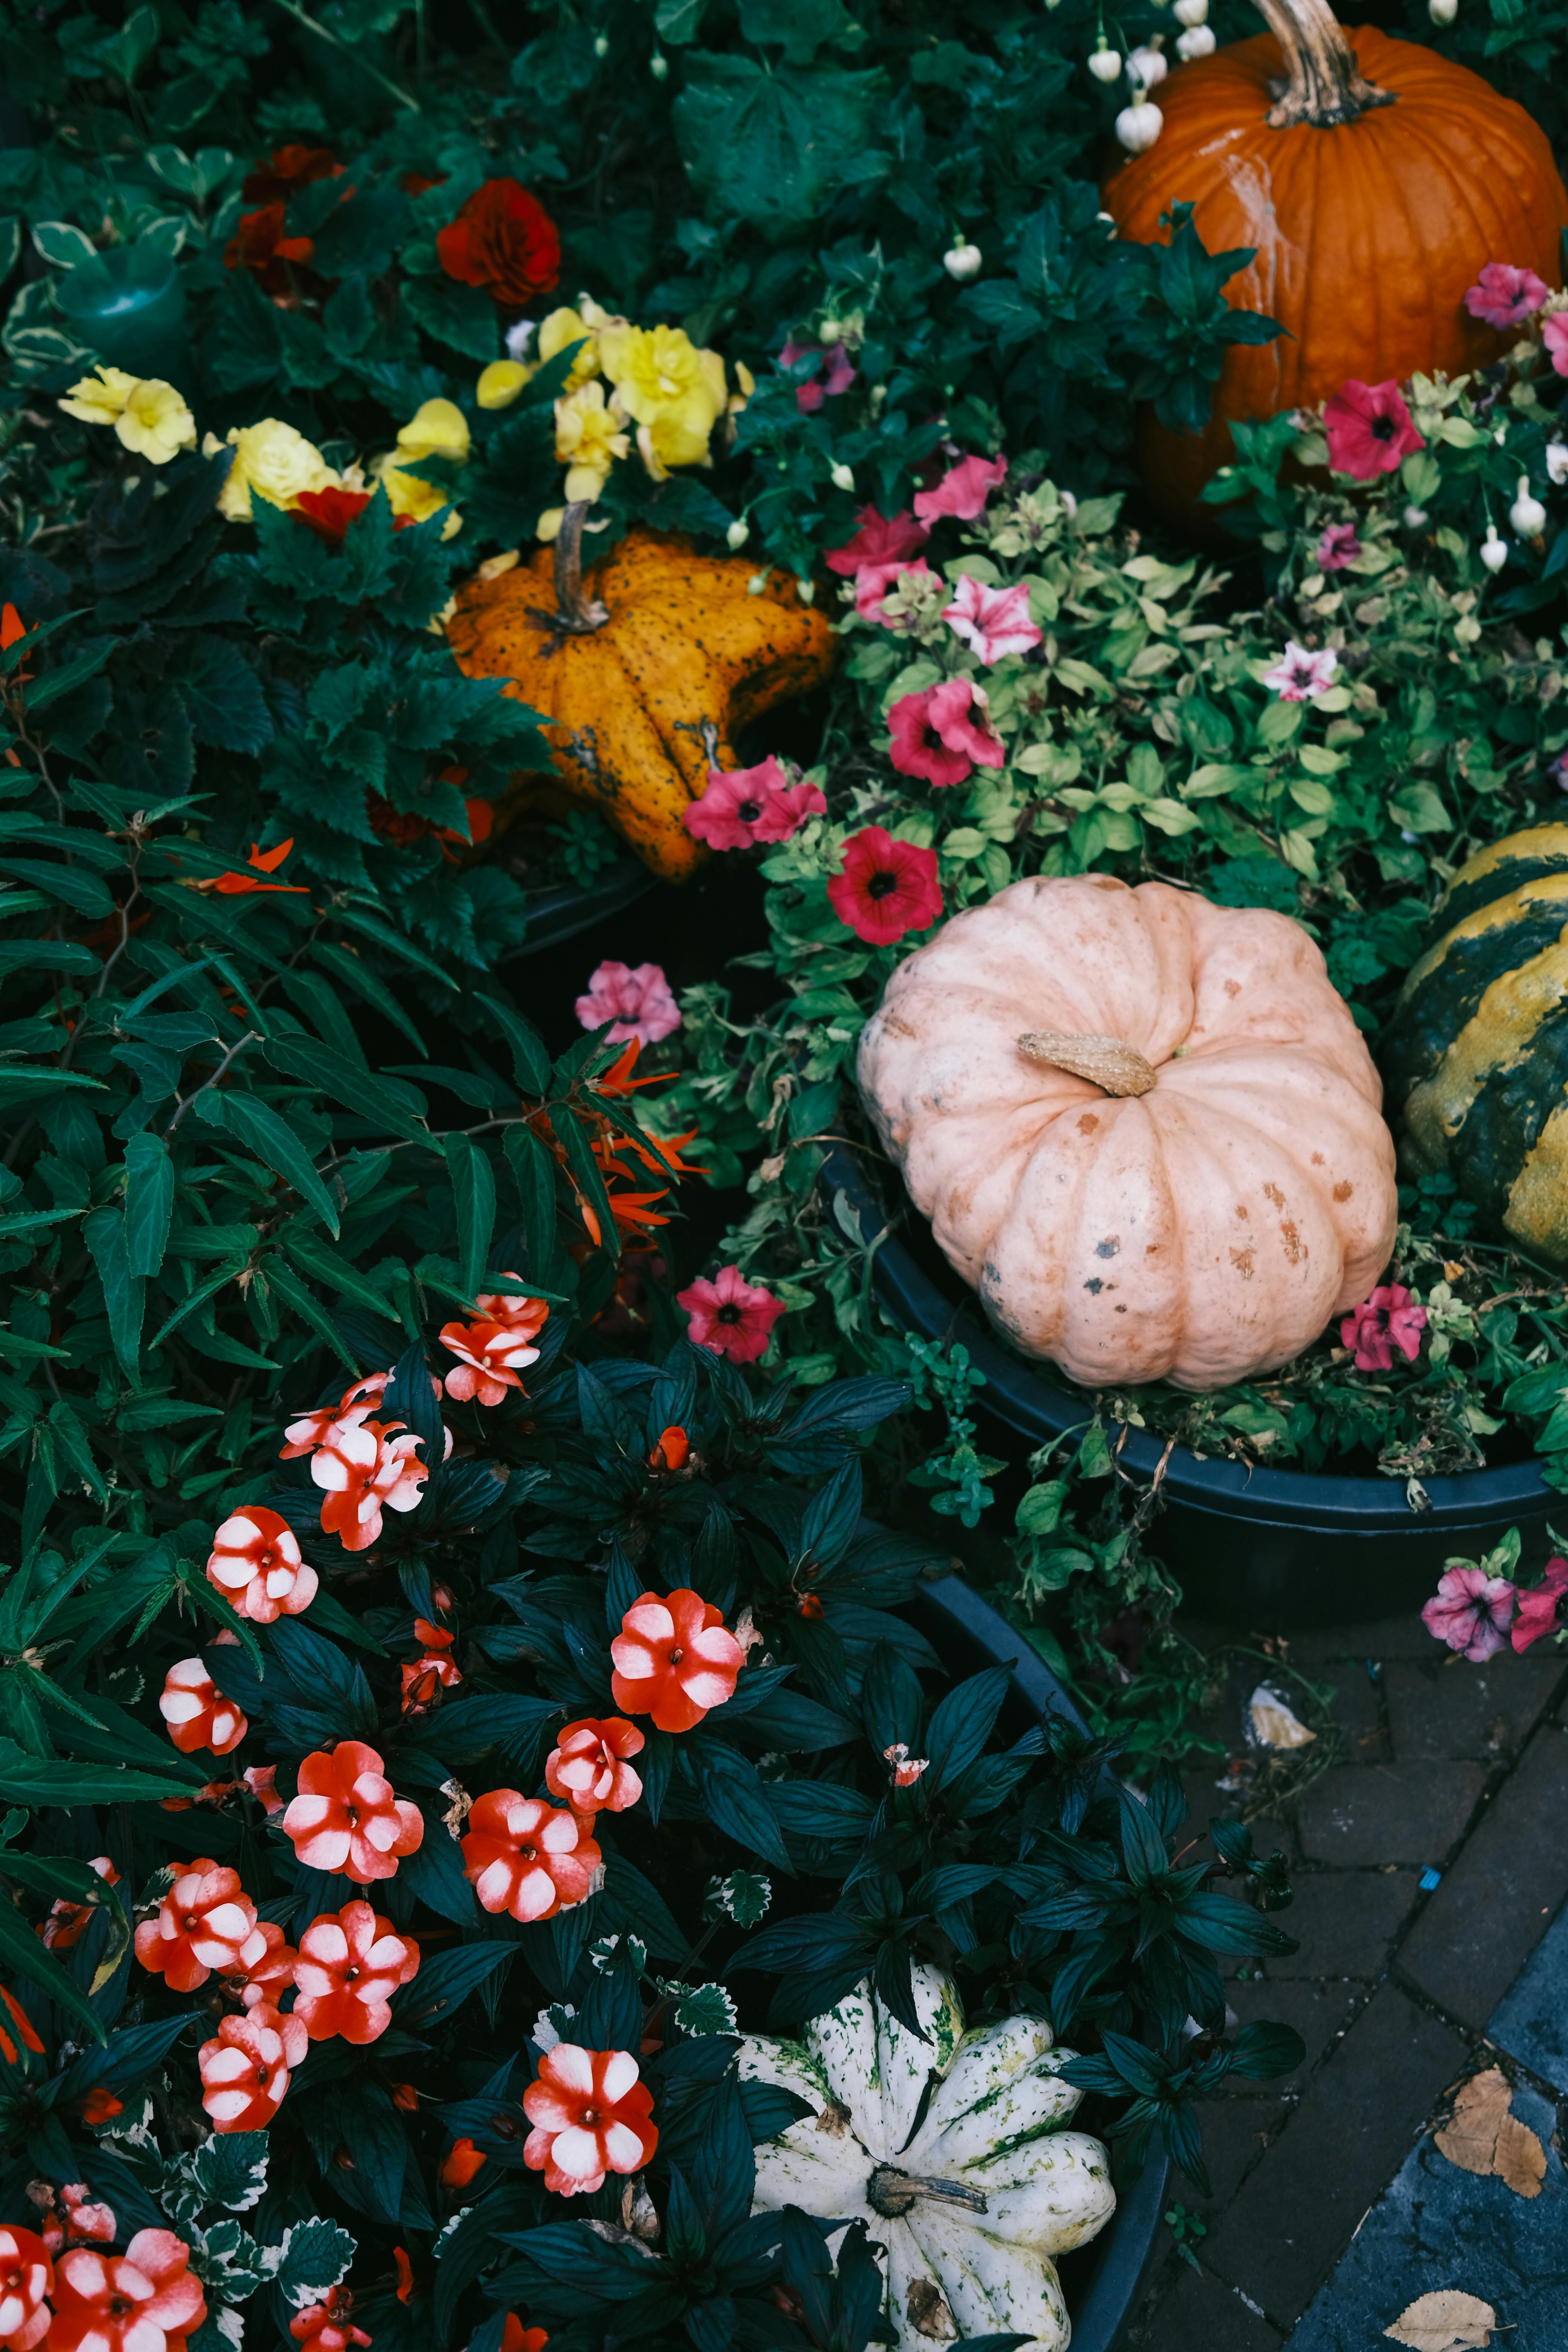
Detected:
[1103,0,1568,515]
[857,874,1399,1390]
[447,508,835,883]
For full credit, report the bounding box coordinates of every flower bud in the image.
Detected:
[594,31,608,54]
[1176,24,1216,58]
[1088,40,1123,80]
[1403,505,1429,530]
[830,462,855,492]
[1115,95,1164,152]
[1480,524,1508,574]
[1428,0,1457,22]
[943,241,983,283]
[1547,442,1568,486]
[650,48,668,77]
[818,318,844,347]
[1129,41,1167,84]
[1174,0,1209,24]
[797,578,816,605]
[726,518,749,550]
[1510,476,1547,536]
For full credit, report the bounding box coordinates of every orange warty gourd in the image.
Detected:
[857,874,1399,1390]
[446,507,835,883]
[1102,0,1568,514]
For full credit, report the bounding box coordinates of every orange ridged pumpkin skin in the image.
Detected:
[1103,25,1568,514]
[447,526,835,883]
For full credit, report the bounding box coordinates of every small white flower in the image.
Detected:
[830,461,855,492]
[1481,524,1509,574]
[1510,475,1547,536]
[1429,0,1458,22]
[1403,505,1430,530]
[505,319,536,362]
[943,240,983,283]
[1129,41,1167,84]
[1548,443,1568,487]
[1174,0,1209,24]
[726,517,749,549]
[1088,40,1123,80]
[1115,95,1164,153]
[1176,25,1216,59]
[650,48,668,76]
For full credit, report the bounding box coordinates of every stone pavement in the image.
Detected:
[1119,1613,1568,2352]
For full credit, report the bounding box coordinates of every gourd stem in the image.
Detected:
[551,499,610,634]
[1018,1031,1159,1098]
[865,2166,989,2219]
[1251,0,1394,127]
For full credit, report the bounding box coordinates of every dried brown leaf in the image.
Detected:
[1384,2289,1496,2351]
[1434,2067,1544,2198]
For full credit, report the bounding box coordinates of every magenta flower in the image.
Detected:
[1553,750,1568,793]
[1513,1555,1568,1652]
[1317,522,1361,573]
[1323,380,1424,479]
[575,960,680,1047]
[1463,262,1550,330]
[1422,1565,1516,1662]
[779,335,855,415]
[942,575,1041,665]
[854,555,937,625]
[913,453,1008,524]
[683,756,826,850]
[825,506,929,578]
[1340,1282,1426,1371]
[1544,314,1568,376]
[888,678,1005,787]
[1261,642,1339,703]
[826,826,943,946]
[677,1265,786,1363]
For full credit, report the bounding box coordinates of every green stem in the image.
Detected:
[274,0,422,112]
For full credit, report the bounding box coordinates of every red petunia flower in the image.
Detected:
[0,2223,51,2350]
[311,1418,429,1552]
[47,2230,205,2352]
[294,1901,419,2044]
[282,1742,424,1886]
[1323,379,1424,479]
[400,1619,462,1713]
[224,202,314,292]
[133,1860,266,1994]
[609,1589,744,1733]
[545,1718,645,1816]
[159,1659,248,1756]
[826,825,942,947]
[461,1792,601,1922]
[242,145,343,204]
[888,678,1005,787]
[207,1504,318,1624]
[825,505,930,577]
[219,1916,298,2012]
[436,178,560,306]
[522,2045,658,2196]
[290,2286,371,2349]
[676,1264,785,1364]
[199,2002,306,2133]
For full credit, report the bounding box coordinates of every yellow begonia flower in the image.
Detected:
[538,306,601,393]
[374,457,463,541]
[536,506,565,544]
[598,323,726,470]
[114,379,196,466]
[395,398,470,466]
[555,381,629,504]
[728,360,755,416]
[477,360,532,410]
[58,366,142,427]
[210,420,335,522]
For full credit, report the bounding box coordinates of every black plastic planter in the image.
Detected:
[831,1147,1559,1629]
[909,1574,1168,2352]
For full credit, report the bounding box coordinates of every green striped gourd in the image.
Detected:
[1385,823,1568,1264]
[739,1965,1115,2351]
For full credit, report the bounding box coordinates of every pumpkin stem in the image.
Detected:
[551,499,611,634]
[1018,1031,1159,1098]
[865,2165,989,2219]
[1252,0,1394,127]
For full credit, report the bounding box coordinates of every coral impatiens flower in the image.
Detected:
[47,2231,205,2352]
[207,1504,318,1624]
[545,1718,645,1816]
[1463,261,1549,329]
[281,1371,391,1460]
[199,2002,307,2132]
[219,1917,297,2012]
[913,452,1008,523]
[0,2223,51,2350]
[461,1793,601,1922]
[400,1619,462,1712]
[294,1902,420,2044]
[683,756,826,850]
[159,1659,248,1756]
[1422,1565,1516,1663]
[522,2045,658,2196]
[439,1299,545,1408]
[311,1418,429,1551]
[1513,1555,1568,1652]
[827,826,943,947]
[501,2317,550,2352]
[41,1856,118,1952]
[825,505,929,576]
[133,1860,266,1994]
[942,574,1041,665]
[1323,378,1424,479]
[648,1424,688,1472]
[1340,1283,1426,1371]
[282,1742,425,1885]
[290,2286,371,2349]
[676,1264,785,1364]
[610,1589,744,1733]
[574,959,682,1047]
[437,178,560,305]
[439,2137,488,2189]
[888,678,1005,787]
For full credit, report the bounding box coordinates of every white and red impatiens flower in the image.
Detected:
[294,1902,420,2043]
[439,1289,548,1408]
[885,1742,931,1788]
[0,2223,51,2349]
[311,1418,429,1551]
[610,1588,744,1733]
[400,1617,461,1713]
[461,1792,601,1922]
[47,2230,206,2352]
[545,1717,645,1816]
[218,1917,298,2011]
[198,2001,306,2132]
[159,1659,248,1756]
[41,1855,118,1952]
[522,2044,658,2195]
[282,1741,425,1885]
[280,1370,390,1459]
[207,1504,318,1624]
[133,1860,267,1994]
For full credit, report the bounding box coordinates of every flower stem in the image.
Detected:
[1251,0,1394,126]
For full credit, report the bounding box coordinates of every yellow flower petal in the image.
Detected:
[477,360,532,410]
[396,397,471,466]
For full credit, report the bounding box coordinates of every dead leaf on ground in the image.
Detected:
[1384,2289,1497,2351]
[1434,2067,1545,2198]
[1246,1684,1316,1749]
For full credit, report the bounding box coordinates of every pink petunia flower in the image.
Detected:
[683,756,827,849]
[1544,313,1568,376]
[887,678,1006,787]
[1323,379,1424,479]
[827,825,943,946]
[1261,642,1339,702]
[779,334,856,414]
[825,506,929,577]
[677,1264,785,1364]
[914,453,1008,524]
[1463,261,1550,330]
[575,959,681,1047]
[1512,1554,1568,1652]
[1317,522,1361,573]
[1340,1282,1426,1371]
[942,574,1041,665]
[1422,1565,1516,1662]
[311,1418,429,1552]
[854,554,937,625]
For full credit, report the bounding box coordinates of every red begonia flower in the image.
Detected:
[436,179,559,305]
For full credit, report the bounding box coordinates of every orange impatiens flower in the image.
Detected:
[294,1902,419,2044]
[282,1742,424,1885]
[609,1589,744,1734]
[521,2045,657,2196]
[207,1505,318,1624]
[210,838,309,896]
[461,1792,600,1923]
[545,1718,644,1816]
[199,2003,306,2133]
[159,1659,248,1756]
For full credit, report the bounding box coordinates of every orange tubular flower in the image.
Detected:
[189,839,309,896]
[610,1589,744,1733]
[461,1792,600,1922]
